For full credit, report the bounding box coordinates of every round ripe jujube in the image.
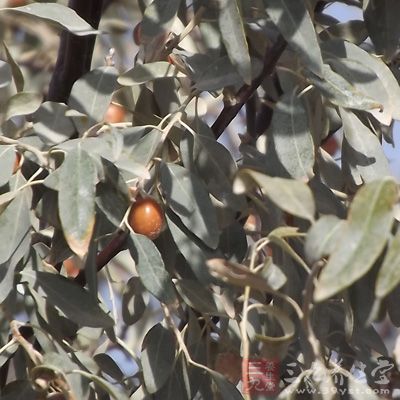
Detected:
[104,103,126,124]
[128,197,164,240]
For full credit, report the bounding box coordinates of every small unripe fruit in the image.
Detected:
[104,103,126,124]
[128,197,164,240]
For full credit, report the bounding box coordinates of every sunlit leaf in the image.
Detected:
[265,0,323,75]
[234,169,315,221]
[375,231,400,298]
[160,163,220,249]
[267,91,315,179]
[2,3,99,35]
[58,147,96,257]
[315,178,398,301]
[218,0,251,84]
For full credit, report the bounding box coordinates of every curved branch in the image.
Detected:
[211,35,287,139]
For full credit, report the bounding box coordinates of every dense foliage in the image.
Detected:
[0,0,400,399]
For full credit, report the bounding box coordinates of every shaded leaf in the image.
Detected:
[33,102,75,145]
[2,41,24,92]
[265,0,323,75]
[21,270,114,328]
[181,127,245,210]
[175,279,219,314]
[315,178,398,301]
[3,3,99,35]
[72,370,129,400]
[128,233,177,304]
[68,66,118,132]
[160,163,219,249]
[141,323,176,393]
[267,91,314,179]
[58,147,96,257]
[0,60,12,89]
[363,0,400,61]
[209,370,244,400]
[218,0,251,84]
[234,169,315,221]
[121,277,146,325]
[340,108,390,183]
[118,62,184,86]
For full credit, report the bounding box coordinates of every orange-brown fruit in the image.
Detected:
[215,352,242,385]
[7,0,28,6]
[133,22,142,46]
[321,135,339,156]
[128,197,164,240]
[13,151,21,174]
[104,103,126,124]
[63,256,81,278]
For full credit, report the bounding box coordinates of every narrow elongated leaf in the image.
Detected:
[267,91,314,179]
[305,215,345,264]
[141,323,176,393]
[166,212,213,284]
[68,66,118,132]
[160,163,219,249]
[340,108,390,182]
[3,41,24,92]
[21,270,114,328]
[363,0,400,61]
[0,183,31,264]
[2,3,99,35]
[307,64,382,111]
[33,102,75,145]
[218,0,251,84]
[0,145,16,187]
[58,147,96,257]
[0,60,12,89]
[128,233,177,304]
[118,62,184,86]
[4,91,42,120]
[265,0,323,75]
[209,370,244,400]
[321,39,400,120]
[314,178,398,302]
[181,129,245,210]
[72,370,129,400]
[234,169,315,221]
[327,57,392,125]
[375,232,400,298]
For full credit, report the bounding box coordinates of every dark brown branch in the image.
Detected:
[74,229,129,286]
[211,35,287,139]
[47,0,104,103]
